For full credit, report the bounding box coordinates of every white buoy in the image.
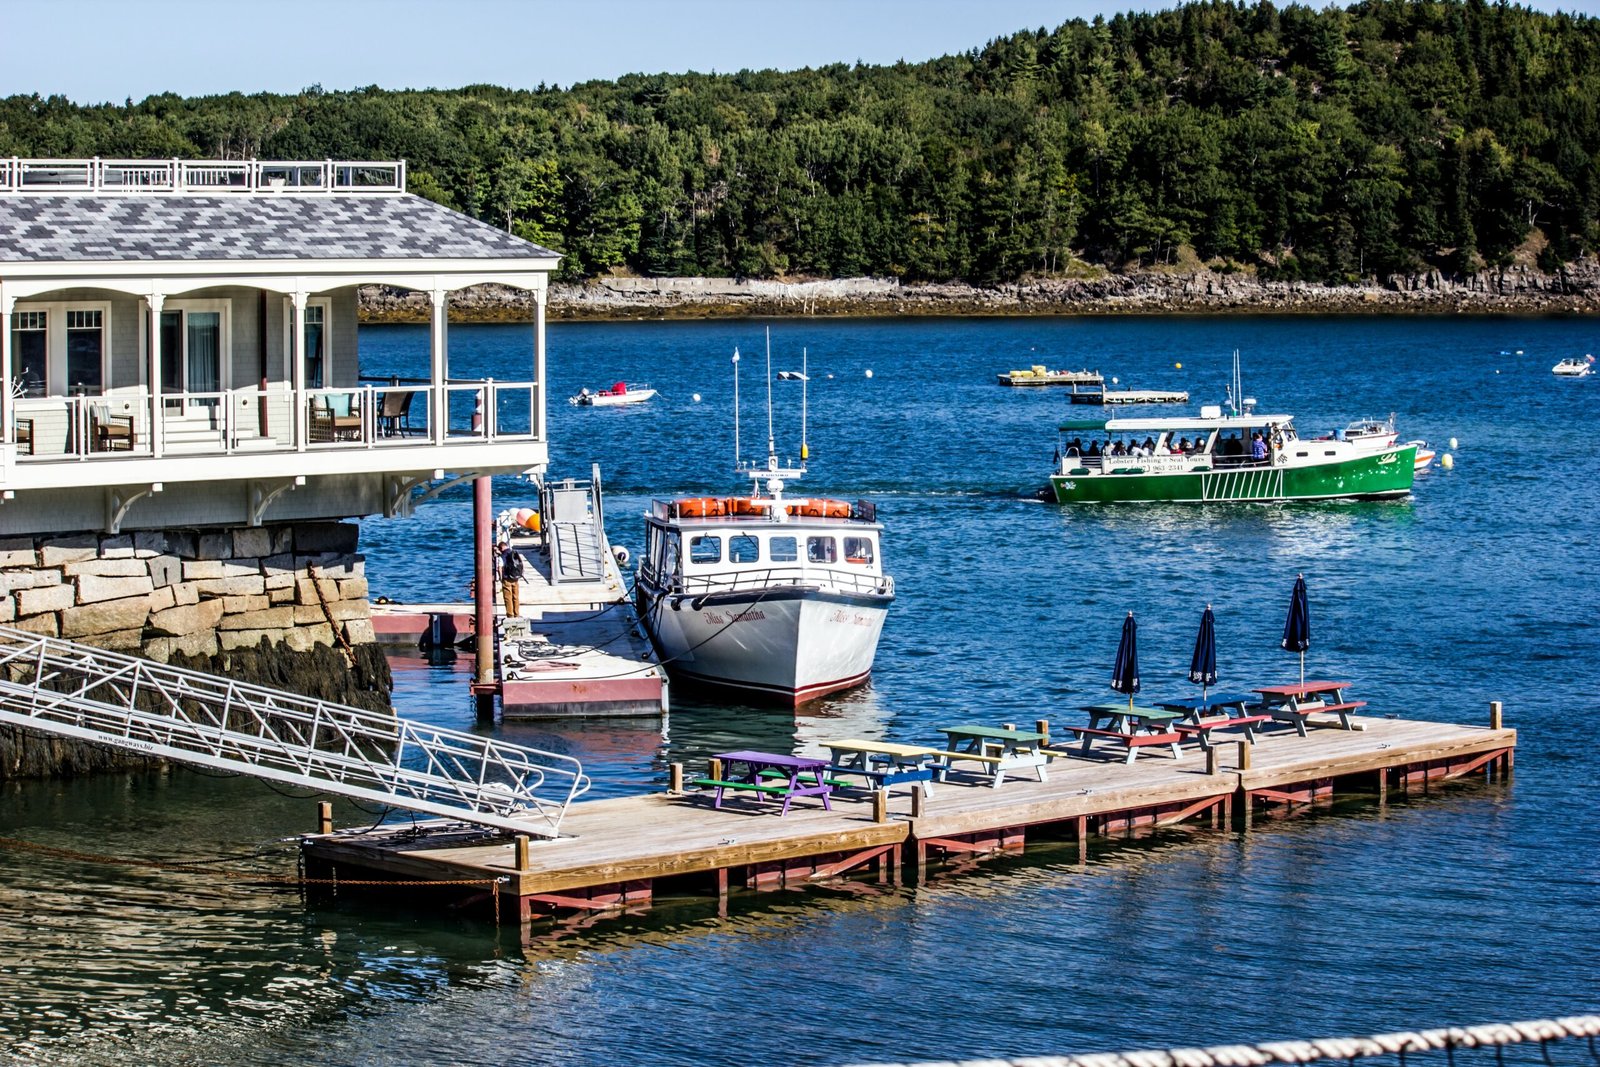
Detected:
[1448,437,1458,450]
[1112,376,1119,385]
[827,373,834,379]
[1441,453,1455,470]
[865,369,873,379]
[692,393,702,403]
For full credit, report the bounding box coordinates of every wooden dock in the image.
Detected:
[299,711,1514,923]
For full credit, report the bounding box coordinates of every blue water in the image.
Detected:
[2,316,1597,1065]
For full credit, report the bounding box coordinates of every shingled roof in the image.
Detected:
[0,193,558,263]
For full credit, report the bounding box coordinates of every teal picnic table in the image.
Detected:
[1060,703,1185,763]
[935,724,1049,788]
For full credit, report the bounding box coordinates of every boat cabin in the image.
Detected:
[1057,412,1301,474]
[0,158,559,535]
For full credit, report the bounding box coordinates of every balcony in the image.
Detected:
[0,157,406,195]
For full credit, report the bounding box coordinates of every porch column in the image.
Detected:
[532,281,547,442]
[291,291,307,451]
[430,288,449,447]
[1,285,13,458]
[145,293,165,458]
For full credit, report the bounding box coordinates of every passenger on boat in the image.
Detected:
[1251,432,1268,462]
[1177,436,1191,454]
[1142,436,1157,455]
[1067,437,1082,457]
[1087,441,1101,458]
[1111,441,1127,457]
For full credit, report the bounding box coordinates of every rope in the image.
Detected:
[842,1017,1600,1067]
[308,561,357,663]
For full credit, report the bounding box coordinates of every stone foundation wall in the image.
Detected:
[0,521,392,779]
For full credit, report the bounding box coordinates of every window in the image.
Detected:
[729,534,760,563]
[158,306,225,406]
[769,536,798,562]
[806,536,837,564]
[661,532,680,576]
[689,535,721,564]
[304,303,326,389]
[843,536,875,565]
[65,309,103,393]
[9,311,46,396]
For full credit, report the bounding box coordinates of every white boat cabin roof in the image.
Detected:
[1058,413,1295,434]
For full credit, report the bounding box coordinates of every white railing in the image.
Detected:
[665,565,894,598]
[0,626,589,837]
[0,158,406,195]
[8,380,537,461]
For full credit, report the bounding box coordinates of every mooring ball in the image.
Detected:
[1175,362,1182,369]
[865,369,874,378]
[1441,453,1455,470]
[1448,437,1459,449]
[692,393,702,402]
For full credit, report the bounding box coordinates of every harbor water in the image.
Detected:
[2,316,1597,1065]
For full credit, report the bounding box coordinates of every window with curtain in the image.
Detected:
[186,312,221,396]
[10,311,46,396]
[66,309,103,393]
[304,304,325,389]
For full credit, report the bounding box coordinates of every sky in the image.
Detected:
[5,0,1600,105]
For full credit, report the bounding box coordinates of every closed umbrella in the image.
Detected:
[1281,574,1310,687]
[1110,611,1139,713]
[1189,604,1218,701]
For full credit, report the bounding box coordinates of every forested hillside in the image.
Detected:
[3,0,1598,286]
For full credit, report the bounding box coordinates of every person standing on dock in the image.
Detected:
[498,540,525,617]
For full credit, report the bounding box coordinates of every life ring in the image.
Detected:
[726,497,765,516]
[674,496,727,518]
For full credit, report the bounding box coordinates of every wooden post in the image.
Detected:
[1076,814,1089,861]
[910,786,925,819]
[316,800,333,835]
[1489,700,1503,730]
[708,758,722,782]
[873,789,889,824]
[1002,722,1016,732]
[1377,768,1389,805]
[668,762,684,794]
[1237,740,1251,771]
[1035,719,1049,744]
[514,835,530,872]
[1205,747,1219,776]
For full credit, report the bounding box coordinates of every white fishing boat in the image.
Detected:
[634,339,893,705]
[1406,440,1436,471]
[1552,356,1593,377]
[569,381,656,406]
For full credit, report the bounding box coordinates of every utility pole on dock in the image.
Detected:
[473,394,496,722]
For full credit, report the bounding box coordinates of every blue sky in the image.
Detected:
[5,0,1600,105]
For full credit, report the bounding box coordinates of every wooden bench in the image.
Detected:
[825,763,935,794]
[1172,714,1274,750]
[1271,700,1368,736]
[1056,725,1183,764]
[758,768,854,790]
[691,777,789,796]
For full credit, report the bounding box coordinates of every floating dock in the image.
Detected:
[299,709,1514,923]
[997,367,1103,388]
[1070,388,1191,406]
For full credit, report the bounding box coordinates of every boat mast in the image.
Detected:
[765,326,776,464]
[801,346,809,461]
[732,347,742,469]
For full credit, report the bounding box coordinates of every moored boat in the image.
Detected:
[570,381,656,406]
[1406,440,1436,471]
[1047,403,1416,504]
[997,365,1103,388]
[1552,356,1593,377]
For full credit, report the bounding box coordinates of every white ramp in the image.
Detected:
[0,626,589,838]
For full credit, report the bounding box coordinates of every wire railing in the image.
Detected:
[0,157,406,194]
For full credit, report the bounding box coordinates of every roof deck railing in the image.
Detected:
[0,157,406,195]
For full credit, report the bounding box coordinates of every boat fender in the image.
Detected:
[613,545,631,567]
[669,596,684,611]
[691,596,709,611]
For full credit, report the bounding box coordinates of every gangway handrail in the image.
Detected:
[0,627,589,837]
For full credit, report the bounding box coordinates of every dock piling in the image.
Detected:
[873,790,889,823]
[669,762,684,793]
[1035,719,1049,743]
[910,787,925,819]
[1206,747,1219,776]
[708,757,722,782]
[316,800,333,835]
[1237,740,1252,771]
[515,835,530,872]
[1490,700,1503,730]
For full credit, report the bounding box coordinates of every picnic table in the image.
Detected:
[694,750,834,816]
[821,738,942,797]
[1252,680,1367,736]
[1054,703,1186,763]
[1156,692,1274,750]
[936,724,1049,788]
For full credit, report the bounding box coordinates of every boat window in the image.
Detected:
[769,536,798,562]
[843,537,874,565]
[729,534,760,563]
[689,535,721,565]
[806,536,837,564]
[662,532,680,575]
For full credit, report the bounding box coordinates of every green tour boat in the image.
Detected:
[1048,403,1417,504]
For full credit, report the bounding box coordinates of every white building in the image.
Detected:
[0,158,558,535]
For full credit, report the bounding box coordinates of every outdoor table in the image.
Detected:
[1252,680,1366,736]
[935,724,1049,788]
[1155,691,1260,722]
[1063,703,1186,762]
[705,750,834,815]
[821,738,943,797]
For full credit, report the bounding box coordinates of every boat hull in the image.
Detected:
[638,584,891,706]
[571,389,656,406]
[1049,446,1417,504]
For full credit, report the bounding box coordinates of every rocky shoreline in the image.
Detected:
[359,264,1600,323]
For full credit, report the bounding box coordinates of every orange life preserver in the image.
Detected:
[725,497,766,516]
[674,496,727,518]
[784,498,852,519]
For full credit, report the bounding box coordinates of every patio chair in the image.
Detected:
[377,389,415,436]
[90,405,135,452]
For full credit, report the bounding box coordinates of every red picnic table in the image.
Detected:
[1252,680,1367,736]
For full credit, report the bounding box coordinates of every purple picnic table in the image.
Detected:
[711,750,833,815]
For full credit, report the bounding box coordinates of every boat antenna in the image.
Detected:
[1231,349,1242,417]
[801,346,809,461]
[732,347,742,469]
[765,326,776,465]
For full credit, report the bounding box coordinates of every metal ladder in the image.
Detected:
[0,626,589,838]
[542,464,610,583]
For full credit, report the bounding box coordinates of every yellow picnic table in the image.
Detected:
[820,738,944,796]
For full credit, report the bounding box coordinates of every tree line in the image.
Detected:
[2,0,1598,285]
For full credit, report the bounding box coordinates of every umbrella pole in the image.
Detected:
[1299,650,1305,689]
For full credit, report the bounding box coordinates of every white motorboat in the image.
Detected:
[1552,356,1593,378]
[1406,440,1436,471]
[634,336,893,705]
[570,381,656,406]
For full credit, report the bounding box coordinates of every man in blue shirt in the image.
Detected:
[1251,432,1268,462]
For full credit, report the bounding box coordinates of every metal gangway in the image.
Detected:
[0,627,589,838]
[540,464,612,584]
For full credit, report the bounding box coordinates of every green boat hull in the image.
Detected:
[1048,447,1416,504]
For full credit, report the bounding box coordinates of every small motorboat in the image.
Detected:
[570,381,656,406]
[1552,356,1594,378]
[1406,440,1436,471]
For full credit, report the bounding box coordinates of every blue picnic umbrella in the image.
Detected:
[1110,611,1139,712]
[1189,604,1218,699]
[1281,573,1310,687]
